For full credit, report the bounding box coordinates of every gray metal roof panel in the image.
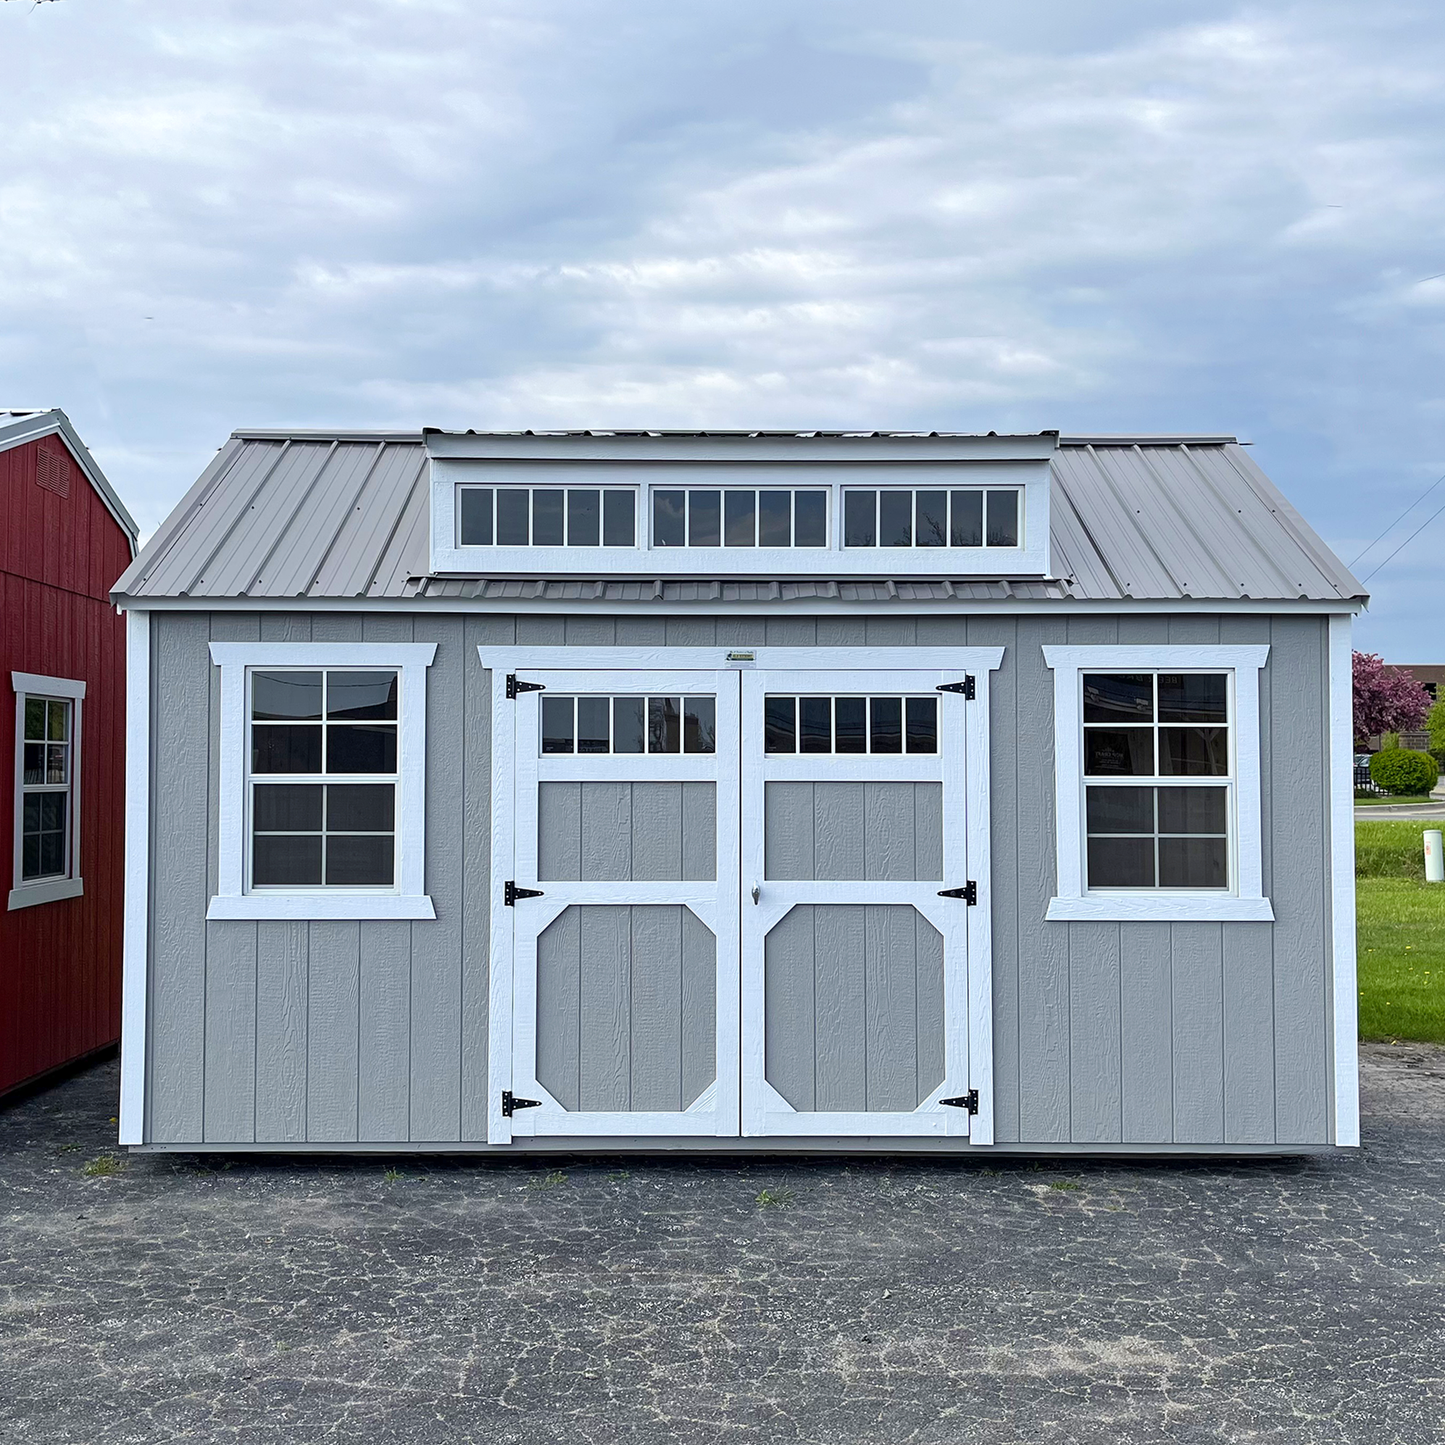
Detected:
[114,430,1365,606]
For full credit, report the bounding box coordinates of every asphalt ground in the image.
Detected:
[2,1046,1442,1444]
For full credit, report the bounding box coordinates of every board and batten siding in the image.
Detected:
[143,609,1335,1149]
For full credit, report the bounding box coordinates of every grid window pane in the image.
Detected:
[649,697,681,753]
[46,744,68,784]
[1158,836,1227,889]
[986,490,1020,546]
[577,697,611,754]
[568,489,600,546]
[869,697,902,753]
[253,783,323,832]
[1083,674,1153,723]
[1083,728,1154,776]
[325,835,395,887]
[879,490,913,547]
[24,697,46,740]
[252,724,323,774]
[844,490,876,547]
[541,696,575,754]
[327,671,397,721]
[326,783,394,833]
[22,742,44,785]
[950,491,983,546]
[653,490,686,547]
[458,488,493,545]
[799,697,832,753]
[613,697,646,753]
[1086,785,1154,833]
[765,696,796,753]
[603,489,635,546]
[253,834,323,886]
[252,671,322,721]
[38,828,66,876]
[1158,674,1228,723]
[1159,727,1229,776]
[834,697,867,753]
[1157,786,1227,834]
[724,490,756,546]
[1087,836,1156,888]
[497,488,530,545]
[47,702,69,740]
[905,697,938,753]
[326,725,397,774]
[22,834,40,879]
[759,491,791,547]
[532,489,565,546]
[689,490,721,547]
[683,698,716,754]
[794,490,827,546]
[38,790,66,832]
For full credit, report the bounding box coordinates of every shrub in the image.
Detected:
[1369,747,1439,796]
[1428,697,1445,754]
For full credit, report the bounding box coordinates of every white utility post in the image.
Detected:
[1425,830,1444,884]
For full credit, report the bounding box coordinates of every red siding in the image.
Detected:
[0,436,132,1095]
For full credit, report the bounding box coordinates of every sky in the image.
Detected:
[2,0,1442,655]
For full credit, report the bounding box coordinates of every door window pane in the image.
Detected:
[684,698,716,754]
[541,696,575,754]
[869,697,902,753]
[577,697,611,754]
[765,696,797,753]
[905,697,938,753]
[799,697,832,753]
[649,697,681,753]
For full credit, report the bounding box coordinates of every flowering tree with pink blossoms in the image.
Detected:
[1352,651,1431,746]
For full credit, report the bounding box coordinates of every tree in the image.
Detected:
[1353,652,1431,746]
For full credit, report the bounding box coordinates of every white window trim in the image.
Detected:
[1042,645,1273,923]
[207,642,438,921]
[10,671,85,911]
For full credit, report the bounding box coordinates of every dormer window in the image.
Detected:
[652,488,828,548]
[457,486,636,548]
[842,487,1020,549]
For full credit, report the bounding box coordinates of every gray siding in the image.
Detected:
[538,783,716,881]
[765,904,944,1112]
[145,609,1336,1149]
[764,783,942,881]
[536,905,716,1112]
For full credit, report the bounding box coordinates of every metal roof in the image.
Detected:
[1,408,140,550]
[113,430,1364,606]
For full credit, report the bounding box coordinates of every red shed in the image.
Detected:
[1,410,137,1097]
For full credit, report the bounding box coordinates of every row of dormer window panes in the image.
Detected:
[456,485,1022,549]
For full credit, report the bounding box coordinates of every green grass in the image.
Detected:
[755,1186,795,1208]
[1356,793,1437,805]
[1357,821,1445,1043]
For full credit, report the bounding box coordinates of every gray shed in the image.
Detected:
[112,429,1366,1155]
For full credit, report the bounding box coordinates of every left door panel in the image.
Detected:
[489,668,740,1142]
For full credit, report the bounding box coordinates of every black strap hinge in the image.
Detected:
[938,881,977,905]
[940,1090,979,1114]
[501,1090,541,1117]
[937,676,975,699]
[504,881,544,906]
[506,674,545,700]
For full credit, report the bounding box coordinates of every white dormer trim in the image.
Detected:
[426,433,1055,579]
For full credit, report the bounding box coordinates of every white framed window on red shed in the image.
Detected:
[9,672,86,911]
[207,642,438,920]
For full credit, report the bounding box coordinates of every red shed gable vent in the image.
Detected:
[36,440,71,498]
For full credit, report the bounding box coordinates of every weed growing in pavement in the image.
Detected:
[756,1186,795,1208]
[383,1168,404,1183]
[1049,1179,1082,1192]
[529,1170,568,1190]
[606,1170,632,1182]
[82,1154,126,1177]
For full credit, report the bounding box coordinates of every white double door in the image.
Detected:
[485,648,997,1146]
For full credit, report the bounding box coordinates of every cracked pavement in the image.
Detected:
[2,1048,1443,1443]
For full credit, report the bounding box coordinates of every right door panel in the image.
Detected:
[740,668,979,1139]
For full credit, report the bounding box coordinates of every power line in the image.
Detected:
[1361,492,1445,583]
[1350,468,1445,568]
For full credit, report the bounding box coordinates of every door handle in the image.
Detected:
[751,884,761,905]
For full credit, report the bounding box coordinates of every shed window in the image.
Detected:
[458,487,636,547]
[539,695,716,755]
[842,488,1020,548]
[763,695,938,754]
[651,489,828,548]
[10,672,85,912]
[209,641,437,921]
[1042,646,1271,923]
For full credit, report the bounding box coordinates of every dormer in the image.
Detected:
[425,430,1056,578]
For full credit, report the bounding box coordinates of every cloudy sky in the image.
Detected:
[2,0,1442,653]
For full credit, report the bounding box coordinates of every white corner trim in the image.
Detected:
[208,640,439,921]
[8,876,84,911]
[119,611,150,1146]
[11,671,87,700]
[1041,643,1272,924]
[1328,615,1360,1147]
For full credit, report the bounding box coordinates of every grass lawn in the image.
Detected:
[1355,793,1438,805]
[1357,821,1445,1044]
